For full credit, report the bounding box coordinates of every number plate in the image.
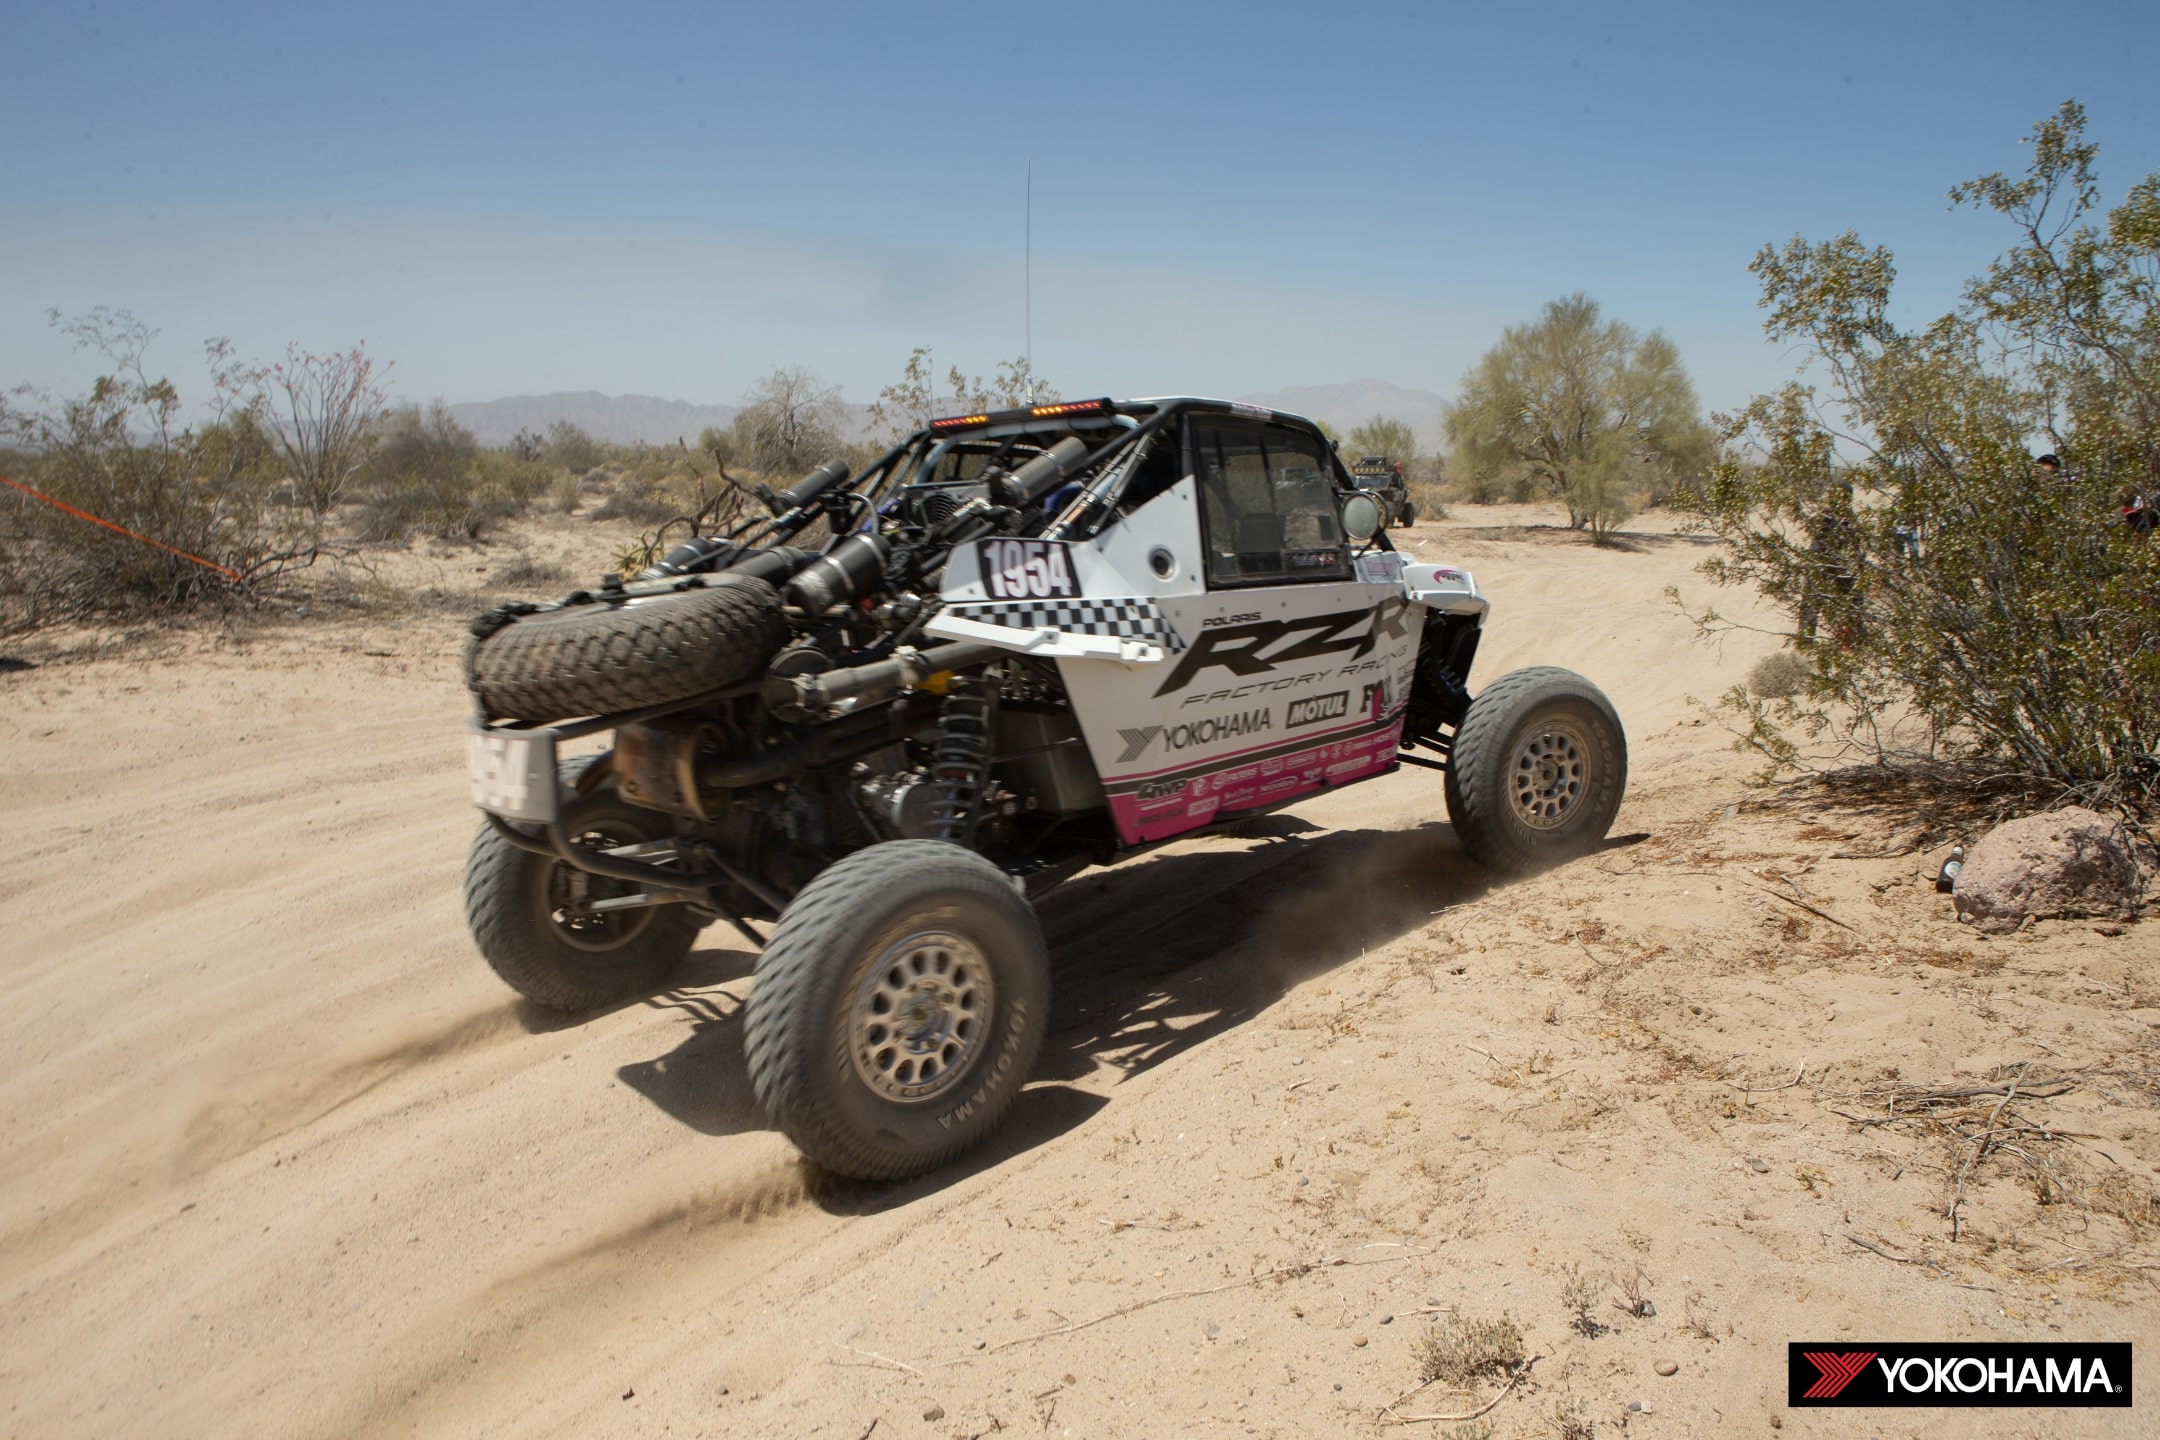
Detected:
[979,538,1081,600]
[467,725,559,823]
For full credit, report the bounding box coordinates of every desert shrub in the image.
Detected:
[546,420,603,474]
[1747,649,1813,699]
[354,402,521,540]
[0,310,316,627]
[492,552,570,589]
[1447,293,1710,538]
[475,448,554,507]
[1407,477,1451,521]
[1673,103,2160,810]
[736,366,845,475]
[1414,1313,1525,1389]
[547,470,583,514]
[588,474,679,526]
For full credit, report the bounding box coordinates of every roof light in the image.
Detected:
[930,413,991,431]
[1028,399,1109,419]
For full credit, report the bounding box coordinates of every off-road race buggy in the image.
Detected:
[464,397,1626,1180]
[1349,453,1416,529]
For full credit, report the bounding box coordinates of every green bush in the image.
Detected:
[1674,103,2160,809]
[0,311,314,626]
[354,403,531,541]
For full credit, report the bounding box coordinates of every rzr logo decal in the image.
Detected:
[1802,1352,1878,1400]
[1152,598,1413,698]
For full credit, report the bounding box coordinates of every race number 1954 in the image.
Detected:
[982,538,1080,600]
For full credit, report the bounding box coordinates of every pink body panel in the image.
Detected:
[1105,712,1406,845]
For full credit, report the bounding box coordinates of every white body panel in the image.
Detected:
[933,479,1431,845]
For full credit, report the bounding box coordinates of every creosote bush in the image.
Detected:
[0,310,317,627]
[1674,102,2160,811]
[1415,1312,1526,1389]
[1746,649,1813,700]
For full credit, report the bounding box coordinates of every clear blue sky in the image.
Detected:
[5,0,2156,430]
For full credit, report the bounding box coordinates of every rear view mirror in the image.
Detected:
[1340,492,1383,543]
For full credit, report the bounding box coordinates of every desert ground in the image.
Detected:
[2,501,2155,1439]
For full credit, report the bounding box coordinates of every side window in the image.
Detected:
[1189,417,1349,586]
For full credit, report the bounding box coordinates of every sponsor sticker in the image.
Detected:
[1286,691,1350,728]
[1788,1343,2130,1407]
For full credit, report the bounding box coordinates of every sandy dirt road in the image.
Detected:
[3,507,2154,1438]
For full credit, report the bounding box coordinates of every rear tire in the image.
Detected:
[744,841,1049,1181]
[1400,502,1417,527]
[463,760,698,1010]
[1445,667,1626,874]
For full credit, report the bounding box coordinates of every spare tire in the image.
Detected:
[466,576,787,721]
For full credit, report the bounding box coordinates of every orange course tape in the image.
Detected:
[0,472,242,582]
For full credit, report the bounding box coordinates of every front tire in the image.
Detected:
[463,761,698,1010]
[744,841,1049,1181]
[1445,667,1626,874]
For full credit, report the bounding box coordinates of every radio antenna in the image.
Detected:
[1025,157,1033,400]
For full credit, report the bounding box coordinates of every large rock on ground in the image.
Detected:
[1953,806,2142,934]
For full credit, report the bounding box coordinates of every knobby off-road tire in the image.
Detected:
[464,760,698,1010]
[465,576,787,722]
[1399,502,1417,528]
[744,841,1049,1181]
[1445,666,1626,875]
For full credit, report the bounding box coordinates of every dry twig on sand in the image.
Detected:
[984,1248,1423,1355]
[1376,1357,1541,1427]
[1749,882,1858,931]
[1724,1064,1808,1096]
[1950,1062,2029,1242]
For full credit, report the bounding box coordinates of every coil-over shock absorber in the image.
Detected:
[926,673,999,845]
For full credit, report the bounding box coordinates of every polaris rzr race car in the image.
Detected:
[1349,453,1416,529]
[463,397,1626,1179]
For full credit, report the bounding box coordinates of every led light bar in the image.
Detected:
[927,398,1115,433]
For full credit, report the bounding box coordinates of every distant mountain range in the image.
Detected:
[448,392,742,447]
[1234,379,1450,438]
[449,379,1451,449]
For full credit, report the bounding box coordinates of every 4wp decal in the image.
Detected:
[1153,598,1413,698]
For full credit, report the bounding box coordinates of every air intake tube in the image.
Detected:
[784,533,892,615]
[1010,437,1090,505]
[775,460,851,513]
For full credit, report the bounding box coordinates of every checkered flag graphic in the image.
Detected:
[943,598,1186,652]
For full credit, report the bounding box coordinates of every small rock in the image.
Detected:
[1333,1383,1343,1391]
[1290,1056,1305,1066]
[971,1337,986,1350]
[1379,1314,1394,1325]
[620,1388,635,1401]
[1631,1398,1653,1413]
[922,1404,945,1422]
[1746,1157,1769,1173]
[1062,1374,1076,1386]
[1952,806,2142,934]
[1353,1335,1368,1347]
[1655,1360,1679,1376]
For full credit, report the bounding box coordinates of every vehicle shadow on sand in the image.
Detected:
[611,813,1509,1204]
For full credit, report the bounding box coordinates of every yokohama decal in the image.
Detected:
[1801,1352,1877,1400]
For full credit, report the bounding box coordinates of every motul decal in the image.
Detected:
[1285,691,1349,727]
